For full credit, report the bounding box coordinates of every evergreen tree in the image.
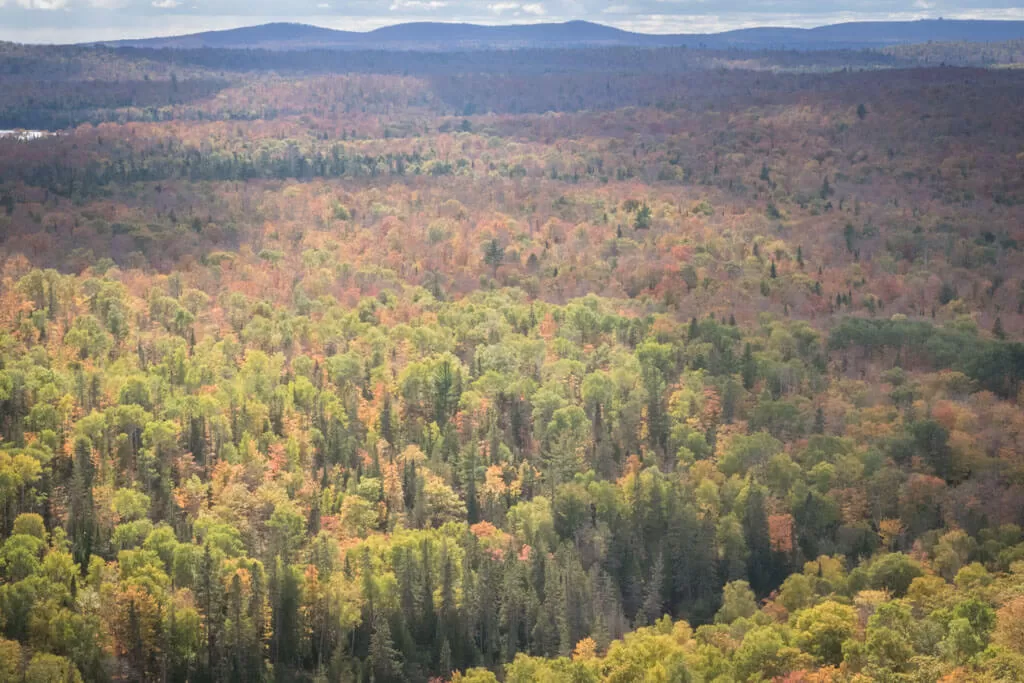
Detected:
[742,484,775,596]
[639,552,666,627]
[368,611,403,683]
[68,436,96,568]
[197,544,223,682]
[741,343,757,391]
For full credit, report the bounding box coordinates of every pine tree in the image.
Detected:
[417,539,437,649]
[368,610,403,683]
[438,639,452,679]
[639,552,666,627]
[248,561,268,682]
[69,436,96,568]
[742,484,774,596]
[197,544,222,682]
[688,316,699,340]
[633,203,652,230]
[483,239,504,277]
[461,440,480,524]
[438,542,458,659]
[379,392,394,459]
[741,343,757,391]
[271,556,301,673]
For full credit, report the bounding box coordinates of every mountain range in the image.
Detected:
[97,18,1024,51]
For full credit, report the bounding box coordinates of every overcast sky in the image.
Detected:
[2,0,1023,44]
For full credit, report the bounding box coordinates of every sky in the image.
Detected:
[2,0,1024,44]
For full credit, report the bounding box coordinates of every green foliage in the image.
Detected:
[0,43,1024,683]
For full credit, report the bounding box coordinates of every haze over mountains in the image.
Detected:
[96,18,1024,51]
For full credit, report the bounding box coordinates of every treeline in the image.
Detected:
[0,138,452,197]
[829,317,1024,399]
[0,78,229,131]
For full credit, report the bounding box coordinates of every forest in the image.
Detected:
[2,37,1024,683]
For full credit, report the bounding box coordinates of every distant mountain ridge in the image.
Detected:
[94,18,1024,51]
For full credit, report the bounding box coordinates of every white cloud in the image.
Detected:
[151,0,181,7]
[389,0,447,9]
[487,2,546,16]
[317,2,329,7]
[15,0,67,9]
[85,0,133,8]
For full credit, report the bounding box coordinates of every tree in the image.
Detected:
[777,573,813,614]
[732,626,791,682]
[865,602,917,675]
[793,601,857,666]
[24,654,83,683]
[742,483,777,595]
[68,436,96,568]
[867,553,923,597]
[715,581,757,624]
[633,203,652,230]
[995,596,1024,654]
[368,610,403,683]
[483,240,504,278]
[0,639,21,683]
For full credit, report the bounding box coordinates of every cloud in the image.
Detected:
[488,1,545,15]
[317,1,329,7]
[389,0,448,9]
[152,0,181,7]
[15,0,67,9]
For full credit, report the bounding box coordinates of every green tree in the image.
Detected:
[793,601,857,666]
[483,239,504,278]
[368,610,403,683]
[715,581,757,624]
[24,654,83,683]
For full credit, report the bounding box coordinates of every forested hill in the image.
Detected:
[5,34,1024,683]
[97,18,1024,51]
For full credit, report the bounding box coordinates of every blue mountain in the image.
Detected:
[97,19,1024,51]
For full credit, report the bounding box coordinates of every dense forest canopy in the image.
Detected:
[2,37,1024,683]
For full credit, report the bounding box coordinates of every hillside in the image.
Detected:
[3,31,1024,683]
[97,18,1024,51]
